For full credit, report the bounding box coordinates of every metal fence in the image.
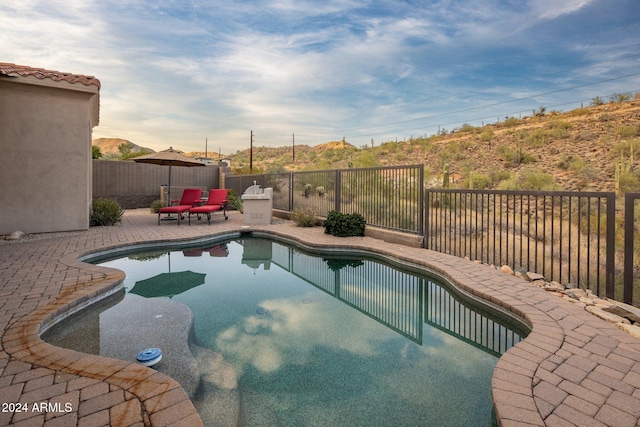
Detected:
[425,189,616,300]
[226,167,639,307]
[227,165,424,233]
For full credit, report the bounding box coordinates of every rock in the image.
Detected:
[500,265,513,275]
[514,271,524,279]
[579,297,595,306]
[5,231,25,240]
[549,281,564,290]
[601,305,640,324]
[544,282,565,292]
[592,298,614,309]
[564,289,587,300]
[585,306,630,324]
[616,323,640,339]
[524,272,545,282]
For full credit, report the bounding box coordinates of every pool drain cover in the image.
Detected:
[256,307,268,314]
[136,348,162,367]
[301,298,313,304]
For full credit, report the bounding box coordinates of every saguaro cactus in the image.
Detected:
[443,163,450,188]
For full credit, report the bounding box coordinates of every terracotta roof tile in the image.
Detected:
[0,62,100,88]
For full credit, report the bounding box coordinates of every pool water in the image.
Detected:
[47,237,527,426]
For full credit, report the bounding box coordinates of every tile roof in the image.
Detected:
[0,62,101,88]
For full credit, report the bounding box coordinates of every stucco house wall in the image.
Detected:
[0,63,100,234]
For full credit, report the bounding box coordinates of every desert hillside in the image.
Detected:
[92,138,155,157]
[226,100,640,193]
[94,99,640,193]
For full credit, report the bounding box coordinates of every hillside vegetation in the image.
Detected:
[93,138,154,159]
[224,99,640,193]
[94,98,640,194]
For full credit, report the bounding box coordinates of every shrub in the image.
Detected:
[502,117,520,127]
[518,169,560,191]
[227,189,243,213]
[616,125,638,139]
[323,210,366,237]
[466,172,492,189]
[90,198,123,226]
[290,207,318,227]
[480,130,493,142]
[617,171,640,193]
[496,169,560,191]
[610,92,632,103]
[496,145,536,167]
[150,199,167,213]
[524,128,547,147]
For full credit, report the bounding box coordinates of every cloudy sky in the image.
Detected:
[2,0,639,154]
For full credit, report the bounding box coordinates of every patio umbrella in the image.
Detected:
[133,147,205,202]
[130,270,206,298]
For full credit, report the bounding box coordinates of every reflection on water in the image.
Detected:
[47,237,528,427]
[266,238,525,353]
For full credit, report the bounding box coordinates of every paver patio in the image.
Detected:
[1,209,639,426]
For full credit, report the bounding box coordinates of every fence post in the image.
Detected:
[606,192,616,299]
[289,172,294,211]
[423,189,430,249]
[335,169,341,212]
[418,166,424,238]
[623,193,639,304]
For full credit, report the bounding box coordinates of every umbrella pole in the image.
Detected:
[167,163,172,203]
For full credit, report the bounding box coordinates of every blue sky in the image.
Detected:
[2,0,639,155]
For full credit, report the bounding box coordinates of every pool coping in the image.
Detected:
[1,209,639,426]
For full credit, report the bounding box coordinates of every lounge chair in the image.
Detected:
[188,189,229,225]
[158,188,203,225]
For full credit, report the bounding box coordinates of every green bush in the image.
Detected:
[502,117,521,127]
[323,210,366,237]
[518,169,560,191]
[150,199,167,213]
[290,207,318,227]
[466,172,492,189]
[618,171,640,193]
[496,145,536,167]
[90,198,123,226]
[227,189,243,213]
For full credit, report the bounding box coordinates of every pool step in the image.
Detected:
[192,346,241,426]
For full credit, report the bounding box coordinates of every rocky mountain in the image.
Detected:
[92,138,155,158]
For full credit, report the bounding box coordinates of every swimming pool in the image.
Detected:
[44,236,528,426]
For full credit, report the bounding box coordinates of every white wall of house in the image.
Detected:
[0,75,99,234]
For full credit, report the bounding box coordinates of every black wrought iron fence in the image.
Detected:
[623,193,640,305]
[227,165,424,233]
[425,189,616,301]
[226,169,639,306]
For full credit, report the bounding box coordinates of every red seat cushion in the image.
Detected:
[159,205,193,214]
[190,204,222,214]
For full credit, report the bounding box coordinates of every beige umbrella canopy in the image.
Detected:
[133,147,205,202]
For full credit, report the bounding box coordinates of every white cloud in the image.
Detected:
[2,0,637,153]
